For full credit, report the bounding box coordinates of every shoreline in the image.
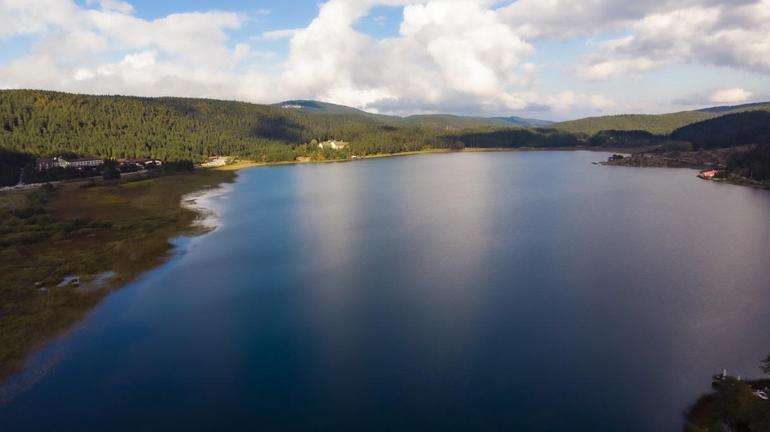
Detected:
[2,146,761,386]
[600,149,770,190]
[0,169,237,383]
[218,146,630,172]
[180,182,234,233]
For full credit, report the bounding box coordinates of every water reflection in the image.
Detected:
[2,152,770,432]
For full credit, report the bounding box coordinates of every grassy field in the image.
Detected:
[0,169,236,380]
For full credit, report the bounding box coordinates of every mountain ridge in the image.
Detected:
[276,100,554,129]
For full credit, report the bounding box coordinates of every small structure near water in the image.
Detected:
[698,169,720,180]
[36,156,104,171]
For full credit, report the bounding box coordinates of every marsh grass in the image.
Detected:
[0,169,235,380]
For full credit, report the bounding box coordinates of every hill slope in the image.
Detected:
[554,111,716,136]
[1,90,471,162]
[554,102,770,136]
[671,111,770,150]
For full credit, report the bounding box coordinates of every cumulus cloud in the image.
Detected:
[0,0,619,116]
[0,0,766,117]
[710,88,753,104]
[569,1,770,79]
[674,87,758,107]
[0,0,263,99]
[276,0,548,113]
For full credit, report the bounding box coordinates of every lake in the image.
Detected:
[2,151,770,431]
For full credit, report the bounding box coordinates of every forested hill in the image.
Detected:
[2,89,768,171]
[555,111,715,136]
[0,90,570,163]
[0,90,465,162]
[554,103,770,136]
[0,90,577,167]
[671,111,770,150]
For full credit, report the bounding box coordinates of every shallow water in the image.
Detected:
[2,151,770,431]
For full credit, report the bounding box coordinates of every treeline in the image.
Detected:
[669,111,770,181]
[2,90,770,186]
[0,148,32,186]
[555,111,716,136]
[727,145,770,181]
[671,111,770,150]
[0,90,470,162]
[444,128,580,148]
[0,90,586,185]
[554,103,770,136]
[685,355,770,432]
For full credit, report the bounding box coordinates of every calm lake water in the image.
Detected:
[2,151,770,431]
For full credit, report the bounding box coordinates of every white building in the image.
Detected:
[318,140,349,150]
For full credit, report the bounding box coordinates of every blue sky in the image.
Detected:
[1,0,769,120]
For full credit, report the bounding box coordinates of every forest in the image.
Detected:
[554,102,770,136]
[2,90,770,186]
[0,90,583,185]
[671,111,770,150]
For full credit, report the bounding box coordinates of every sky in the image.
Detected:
[1,0,769,120]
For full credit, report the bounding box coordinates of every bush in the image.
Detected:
[102,160,121,180]
[662,141,693,152]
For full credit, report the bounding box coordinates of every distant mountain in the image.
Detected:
[554,102,770,136]
[494,116,556,128]
[399,114,509,129]
[277,100,553,129]
[276,100,395,119]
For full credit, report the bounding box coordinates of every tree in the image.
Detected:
[761,354,770,375]
[102,160,121,180]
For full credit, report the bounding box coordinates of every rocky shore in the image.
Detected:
[602,145,758,169]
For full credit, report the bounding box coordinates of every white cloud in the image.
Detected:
[260,28,303,40]
[0,0,766,118]
[86,0,134,14]
[710,87,753,104]
[278,0,540,113]
[570,1,770,79]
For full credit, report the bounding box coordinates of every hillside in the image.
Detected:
[671,111,770,150]
[554,102,770,136]
[494,116,555,128]
[277,100,552,129]
[0,90,465,163]
[605,111,770,183]
[554,111,716,136]
[0,90,572,169]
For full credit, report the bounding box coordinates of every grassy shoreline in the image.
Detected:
[0,168,237,381]
[220,146,629,171]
